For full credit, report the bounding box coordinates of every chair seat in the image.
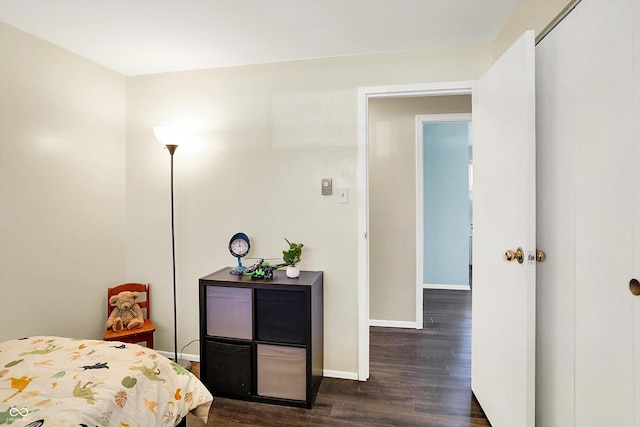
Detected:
[103,319,156,346]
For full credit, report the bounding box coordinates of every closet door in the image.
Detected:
[537,1,639,425]
[572,2,635,426]
[633,1,640,425]
[535,9,577,427]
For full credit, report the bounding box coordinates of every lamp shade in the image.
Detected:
[153,126,187,146]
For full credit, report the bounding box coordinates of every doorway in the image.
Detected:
[357,81,474,380]
[359,32,538,425]
[417,114,473,293]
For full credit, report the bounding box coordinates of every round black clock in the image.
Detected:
[229,232,250,275]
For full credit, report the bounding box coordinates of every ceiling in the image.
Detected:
[0,0,520,76]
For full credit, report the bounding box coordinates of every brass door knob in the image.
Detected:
[630,279,640,296]
[505,247,524,264]
[536,250,545,262]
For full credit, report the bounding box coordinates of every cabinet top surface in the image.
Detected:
[200,267,323,287]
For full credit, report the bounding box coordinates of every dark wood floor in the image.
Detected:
[187,289,490,426]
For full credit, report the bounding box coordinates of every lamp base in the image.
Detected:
[176,358,192,371]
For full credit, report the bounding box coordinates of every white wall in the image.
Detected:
[0,22,127,341]
[125,49,490,376]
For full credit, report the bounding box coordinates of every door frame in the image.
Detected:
[357,81,474,380]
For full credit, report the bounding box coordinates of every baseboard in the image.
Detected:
[369,319,419,329]
[423,283,470,291]
[323,369,359,380]
[156,350,200,363]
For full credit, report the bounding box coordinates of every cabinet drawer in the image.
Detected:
[257,344,306,401]
[255,289,306,344]
[204,340,252,396]
[206,286,252,339]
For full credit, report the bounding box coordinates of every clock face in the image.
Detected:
[229,233,250,258]
[230,238,249,255]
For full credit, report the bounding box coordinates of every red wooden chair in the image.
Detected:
[103,283,156,348]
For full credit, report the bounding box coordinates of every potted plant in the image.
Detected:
[282,238,303,278]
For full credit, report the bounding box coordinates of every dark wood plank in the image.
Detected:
[188,289,490,426]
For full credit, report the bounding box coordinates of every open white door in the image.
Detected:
[471,31,536,427]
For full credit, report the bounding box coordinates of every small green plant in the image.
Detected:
[282,238,303,267]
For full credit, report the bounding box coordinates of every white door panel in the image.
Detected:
[471,30,536,427]
[536,0,639,425]
[573,1,635,425]
[535,8,578,427]
[634,1,640,424]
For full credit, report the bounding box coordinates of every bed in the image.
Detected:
[0,336,213,426]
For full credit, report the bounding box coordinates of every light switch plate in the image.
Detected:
[338,187,348,203]
[321,178,332,195]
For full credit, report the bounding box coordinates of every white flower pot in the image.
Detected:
[286,266,300,278]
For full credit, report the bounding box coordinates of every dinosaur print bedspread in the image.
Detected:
[0,336,213,426]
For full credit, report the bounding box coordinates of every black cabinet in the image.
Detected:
[199,267,323,408]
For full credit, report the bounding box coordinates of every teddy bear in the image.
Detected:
[106,291,145,332]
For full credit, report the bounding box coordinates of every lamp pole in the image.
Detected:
[166,144,178,365]
[156,125,191,371]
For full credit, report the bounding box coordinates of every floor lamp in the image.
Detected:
[155,126,192,371]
